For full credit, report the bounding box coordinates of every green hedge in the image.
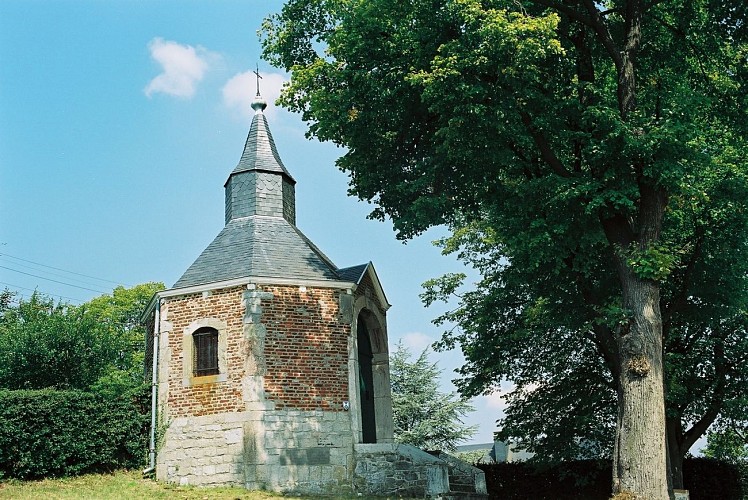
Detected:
[0,388,149,479]
[477,458,745,499]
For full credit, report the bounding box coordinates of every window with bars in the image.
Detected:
[193,327,219,376]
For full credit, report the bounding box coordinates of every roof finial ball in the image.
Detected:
[251,63,267,113]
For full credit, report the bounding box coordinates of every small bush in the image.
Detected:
[477,458,745,499]
[0,387,149,479]
[477,460,610,499]
[683,457,745,500]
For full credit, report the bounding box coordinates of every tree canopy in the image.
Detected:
[0,282,164,394]
[703,427,748,464]
[262,0,747,496]
[390,341,476,451]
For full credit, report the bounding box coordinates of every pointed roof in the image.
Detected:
[172,89,340,290]
[173,216,340,288]
[337,262,390,310]
[227,94,295,183]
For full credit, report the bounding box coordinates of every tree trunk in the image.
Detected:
[613,257,669,500]
[612,269,670,499]
[666,419,685,490]
[668,443,683,490]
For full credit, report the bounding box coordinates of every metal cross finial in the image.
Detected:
[252,63,263,96]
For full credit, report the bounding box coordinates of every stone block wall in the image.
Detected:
[428,450,488,496]
[157,408,355,494]
[245,408,354,495]
[353,443,450,497]
[157,412,246,486]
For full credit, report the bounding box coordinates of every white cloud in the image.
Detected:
[222,70,287,119]
[401,331,433,352]
[144,38,215,98]
[483,391,508,411]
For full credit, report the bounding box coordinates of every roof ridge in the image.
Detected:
[289,224,340,279]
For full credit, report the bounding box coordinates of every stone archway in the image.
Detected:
[357,316,377,443]
[351,302,394,444]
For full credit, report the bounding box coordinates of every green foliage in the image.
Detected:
[0,293,129,390]
[455,448,492,465]
[703,428,748,464]
[390,341,476,451]
[0,388,149,479]
[0,283,164,394]
[623,245,678,282]
[81,282,164,394]
[0,286,162,479]
[262,0,748,479]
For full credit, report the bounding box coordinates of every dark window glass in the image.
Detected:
[193,327,219,376]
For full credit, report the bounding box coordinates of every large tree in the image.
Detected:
[262,1,747,497]
[421,190,748,488]
[390,341,476,451]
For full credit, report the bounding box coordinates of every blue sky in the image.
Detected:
[0,0,502,444]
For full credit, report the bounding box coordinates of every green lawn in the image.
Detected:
[0,470,295,499]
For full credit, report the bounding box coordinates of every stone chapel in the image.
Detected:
[142,88,487,498]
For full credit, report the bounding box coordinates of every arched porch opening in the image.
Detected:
[351,303,394,444]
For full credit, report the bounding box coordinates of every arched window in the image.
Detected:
[193,327,219,376]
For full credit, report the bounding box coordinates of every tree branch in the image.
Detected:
[518,109,574,178]
[530,0,621,69]
[579,0,623,70]
[681,336,730,452]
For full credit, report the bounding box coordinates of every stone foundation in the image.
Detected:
[157,408,355,495]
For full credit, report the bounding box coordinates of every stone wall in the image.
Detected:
[353,443,450,497]
[429,451,488,496]
[157,408,354,494]
[245,408,354,495]
[157,412,246,486]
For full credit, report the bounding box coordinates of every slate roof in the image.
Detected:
[229,111,295,183]
[173,216,341,288]
[337,264,369,283]
[171,94,367,291]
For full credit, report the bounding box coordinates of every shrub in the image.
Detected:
[477,458,745,499]
[0,387,149,479]
[683,457,745,500]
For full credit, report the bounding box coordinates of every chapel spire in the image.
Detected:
[224,72,296,225]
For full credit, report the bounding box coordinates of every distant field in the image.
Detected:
[0,470,295,500]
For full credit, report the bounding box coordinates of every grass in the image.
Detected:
[0,470,297,500]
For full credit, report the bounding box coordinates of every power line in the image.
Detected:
[0,252,126,286]
[0,265,108,294]
[0,257,116,290]
[0,281,84,304]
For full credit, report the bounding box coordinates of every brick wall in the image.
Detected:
[164,287,246,418]
[163,284,350,418]
[261,285,349,411]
